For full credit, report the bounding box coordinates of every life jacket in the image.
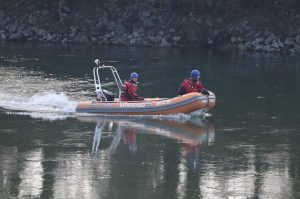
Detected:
[121,80,138,101]
[178,78,205,95]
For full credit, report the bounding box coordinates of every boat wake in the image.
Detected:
[0,92,77,120]
[0,66,80,120]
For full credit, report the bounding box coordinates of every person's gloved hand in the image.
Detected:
[201,89,209,95]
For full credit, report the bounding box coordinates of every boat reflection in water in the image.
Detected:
[78,116,215,168]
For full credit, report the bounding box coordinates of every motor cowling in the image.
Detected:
[97,90,115,101]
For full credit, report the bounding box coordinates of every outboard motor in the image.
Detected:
[103,90,115,101]
[97,90,115,101]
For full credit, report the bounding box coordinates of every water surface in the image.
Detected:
[0,42,300,199]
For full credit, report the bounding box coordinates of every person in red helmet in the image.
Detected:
[178,69,209,95]
[121,72,144,101]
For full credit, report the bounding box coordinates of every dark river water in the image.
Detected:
[0,42,300,199]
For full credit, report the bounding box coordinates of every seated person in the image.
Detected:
[121,72,144,101]
[178,69,209,95]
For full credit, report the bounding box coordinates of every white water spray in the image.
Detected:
[0,92,77,120]
[0,66,79,120]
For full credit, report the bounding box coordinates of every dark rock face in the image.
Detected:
[1,0,300,53]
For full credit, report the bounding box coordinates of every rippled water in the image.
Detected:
[0,42,300,199]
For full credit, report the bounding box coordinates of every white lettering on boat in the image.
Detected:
[156,100,171,106]
[120,102,147,108]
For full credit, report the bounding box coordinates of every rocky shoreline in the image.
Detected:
[1,0,300,53]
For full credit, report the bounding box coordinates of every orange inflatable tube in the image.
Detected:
[76,92,216,115]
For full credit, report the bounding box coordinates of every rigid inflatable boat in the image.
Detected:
[76,59,216,115]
